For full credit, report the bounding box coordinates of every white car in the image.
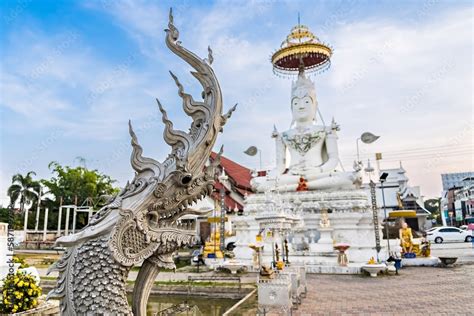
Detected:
[427,227,473,243]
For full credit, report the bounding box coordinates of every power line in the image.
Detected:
[373,149,473,159]
[342,147,473,160]
[341,144,473,158]
[341,151,473,164]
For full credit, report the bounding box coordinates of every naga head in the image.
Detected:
[107,8,236,268]
[54,8,236,268]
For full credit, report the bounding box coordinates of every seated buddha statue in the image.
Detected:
[399,221,414,254]
[251,72,361,192]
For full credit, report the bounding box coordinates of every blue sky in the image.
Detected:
[1,0,472,205]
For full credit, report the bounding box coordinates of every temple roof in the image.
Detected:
[210,152,252,191]
[209,152,253,211]
[379,167,409,185]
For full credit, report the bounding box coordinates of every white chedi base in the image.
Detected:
[233,189,383,272]
[310,227,333,253]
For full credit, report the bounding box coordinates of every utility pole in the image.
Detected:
[218,169,228,257]
[380,176,390,254]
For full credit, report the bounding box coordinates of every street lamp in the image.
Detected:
[358,133,380,262]
[244,146,262,170]
[356,132,380,163]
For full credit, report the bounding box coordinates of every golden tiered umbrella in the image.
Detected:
[271,24,332,76]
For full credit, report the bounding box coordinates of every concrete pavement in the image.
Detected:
[292,265,474,315]
[430,241,474,263]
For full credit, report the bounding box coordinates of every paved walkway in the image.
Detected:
[293,265,474,315]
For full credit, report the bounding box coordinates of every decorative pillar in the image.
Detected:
[57,197,63,237]
[72,207,77,234]
[23,208,29,237]
[65,207,70,236]
[369,180,381,261]
[43,208,49,241]
[34,187,42,231]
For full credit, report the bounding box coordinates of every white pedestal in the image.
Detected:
[362,263,387,277]
[233,189,383,272]
[401,257,439,266]
[258,274,292,314]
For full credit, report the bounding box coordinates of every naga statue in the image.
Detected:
[47,9,235,315]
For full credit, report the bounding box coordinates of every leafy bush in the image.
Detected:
[12,256,29,269]
[0,272,41,314]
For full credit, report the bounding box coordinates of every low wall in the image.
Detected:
[40,280,253,299]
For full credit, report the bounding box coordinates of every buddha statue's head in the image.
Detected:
[291,72,317,126]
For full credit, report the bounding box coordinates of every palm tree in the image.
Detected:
[7,171,39,213]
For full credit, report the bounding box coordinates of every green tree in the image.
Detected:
[0,208,23,229]
[425,198,442,224]
[7,171,39,212]
[42,161,119,208]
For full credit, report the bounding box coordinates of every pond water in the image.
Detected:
[132,294,239,315]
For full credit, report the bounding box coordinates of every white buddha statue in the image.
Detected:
[251,72,361,192]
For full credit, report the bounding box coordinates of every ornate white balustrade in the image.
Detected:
[257,265,308,315]
[257,273,292,315]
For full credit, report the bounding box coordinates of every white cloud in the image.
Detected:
[84,3,474,197]
[216,6,472,197]
[1,1,472,202]
[0,27,168,139]
[83,0,167,59]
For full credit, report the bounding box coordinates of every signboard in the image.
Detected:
[455,209,463,221]
[207,217,228,223]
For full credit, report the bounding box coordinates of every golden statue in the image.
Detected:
[419,233,431,257]
[203,231,224,259]
[399,221,413,254]
[319,208,331,228]
[260,265,275,279]
[249,243,263,270]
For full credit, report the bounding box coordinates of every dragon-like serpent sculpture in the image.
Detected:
[47,10,236,315]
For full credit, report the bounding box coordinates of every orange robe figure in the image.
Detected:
[296,176,308,191]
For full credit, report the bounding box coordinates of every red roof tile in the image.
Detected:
[211,190,243,210]
[210,152,253,191]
